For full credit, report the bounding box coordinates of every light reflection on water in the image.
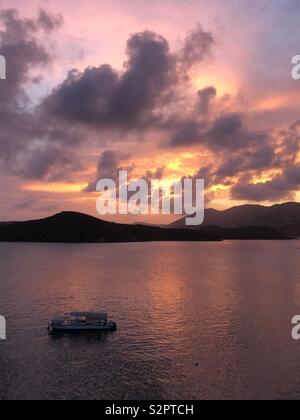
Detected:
[0,241,300,400]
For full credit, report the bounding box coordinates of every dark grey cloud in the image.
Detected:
[205,116,300,201]
[109,31,177,125]
[193,165,217,188]
[0,9,83,181]
[274,120,300,167]
[165,104,300,203]
[169,119,204,147]
[37,9,64,33]
[216,144,275,178]
[20,144,82,182]
[159,95,299,201]
[43,31,177,128]
[232,164,300,202]
[85,150,133,192]
[97,150,131,179]
[0,9,50,109]
[167,112,269,152]
[179,24,214,71]
[206,116,300,196]
[232,177,293,202]
[284,164,300,186]
[0,8,63,108]
[206,113,268,151]
[42,65,119,126]
[42,24,215,131]
[197,86,217,115]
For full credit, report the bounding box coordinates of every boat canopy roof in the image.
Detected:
[69,312,108,320]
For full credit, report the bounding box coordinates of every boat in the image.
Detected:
[48,312,117,333]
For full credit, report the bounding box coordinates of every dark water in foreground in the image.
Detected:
[0,241,300,400]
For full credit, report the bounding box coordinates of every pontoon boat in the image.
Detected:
[48,312,117,333]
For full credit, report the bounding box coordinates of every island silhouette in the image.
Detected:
[0,203,297,243]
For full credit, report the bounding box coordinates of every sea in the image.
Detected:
[0,241,299,400]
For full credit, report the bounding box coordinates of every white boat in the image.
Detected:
[48,312,117,333]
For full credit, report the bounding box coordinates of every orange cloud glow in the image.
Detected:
[22,182,88,194]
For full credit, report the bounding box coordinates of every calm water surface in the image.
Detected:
[0,241,300,400]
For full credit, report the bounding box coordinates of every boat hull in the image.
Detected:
[48,322,117,333]
[50,325,115,332]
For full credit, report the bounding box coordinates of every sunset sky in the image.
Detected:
[0,0,300,223]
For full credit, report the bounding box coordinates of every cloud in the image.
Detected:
[0,17,217,185]
[0,8,75,181]
[42,65,119,127]
[109,31,177,125]
[205,113,268,151]
[169,119,204,147]
[85,150,133,192]
[232,163,300,202]
[14,194,57,214]
[20,144,82,182]
[85,151,166,199]
[27,23,215,185]
[179,23,214,71]
[231,177,293,202]
[37,9,64,33]
[0,9,297,207]
[204,116,300,193]
[193,165,216,188]
[145,167,165,181]
[0,9,50,108]
[197,86,217,115]
[43,30,177,128]
[216,144,275,178]
[285,164,300,185]
[15,196,36,210]
[42,23,215,131]
[164,102,300,203]
[167,111,270,154]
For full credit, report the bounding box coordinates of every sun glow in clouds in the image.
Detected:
[194,71,238,97]
[22,182,88,194]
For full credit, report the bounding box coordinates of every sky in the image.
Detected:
[0,0,299,223]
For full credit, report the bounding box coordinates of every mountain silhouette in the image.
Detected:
[0,212,219,243]
[170,202,300,237]
[0,211,288,243]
